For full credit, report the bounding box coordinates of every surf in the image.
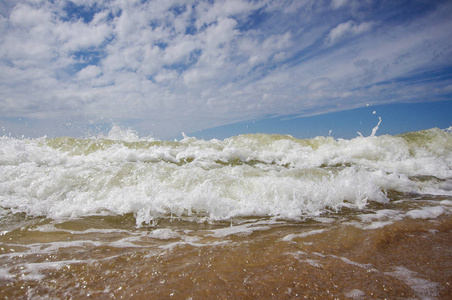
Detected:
[1,126,451,226]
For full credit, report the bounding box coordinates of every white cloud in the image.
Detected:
[203,17,238,48]
[9,3,49,27]
[77,65,101,80]
[0,0,451,138]
[331,0,349,9]
[325,20,374,46]
[55,20,111,53]
[154,70,178,83]
[195,0,258,28]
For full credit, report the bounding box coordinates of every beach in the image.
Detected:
[1,128,451,298]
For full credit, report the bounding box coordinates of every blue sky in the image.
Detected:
[0,0,451,140]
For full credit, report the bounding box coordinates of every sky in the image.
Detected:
[0,0,451,140]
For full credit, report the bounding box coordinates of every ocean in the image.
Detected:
[1,126,451,299]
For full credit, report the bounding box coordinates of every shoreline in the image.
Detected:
[1,214,451,298]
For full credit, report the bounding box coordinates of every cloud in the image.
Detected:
[77,65,101,80]
[0,0,451,138]
[324,20,374,46]
[195,0,258,28]
[331,0,349,9]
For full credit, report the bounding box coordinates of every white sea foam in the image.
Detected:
[385,266,439,299]
[282,229,327,242]
[344,289,366,299]
[158,239,229,250]
[147,228,180,240]
[105,125,155,143]
[18,260,83,281]
[405,206,447,219]
[1,127,451,225]
[362,221,394,230]
[0,268,14,280]
[312,252,378,272]
[206,220,278,238]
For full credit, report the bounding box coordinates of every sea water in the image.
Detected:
[1,127,451,298]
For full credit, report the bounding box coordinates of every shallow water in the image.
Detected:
[1,194,451,298]
[1,127,451,298]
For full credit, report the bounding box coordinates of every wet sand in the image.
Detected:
[1,214,451,299]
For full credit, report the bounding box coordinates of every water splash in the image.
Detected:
[370,117,382,137]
